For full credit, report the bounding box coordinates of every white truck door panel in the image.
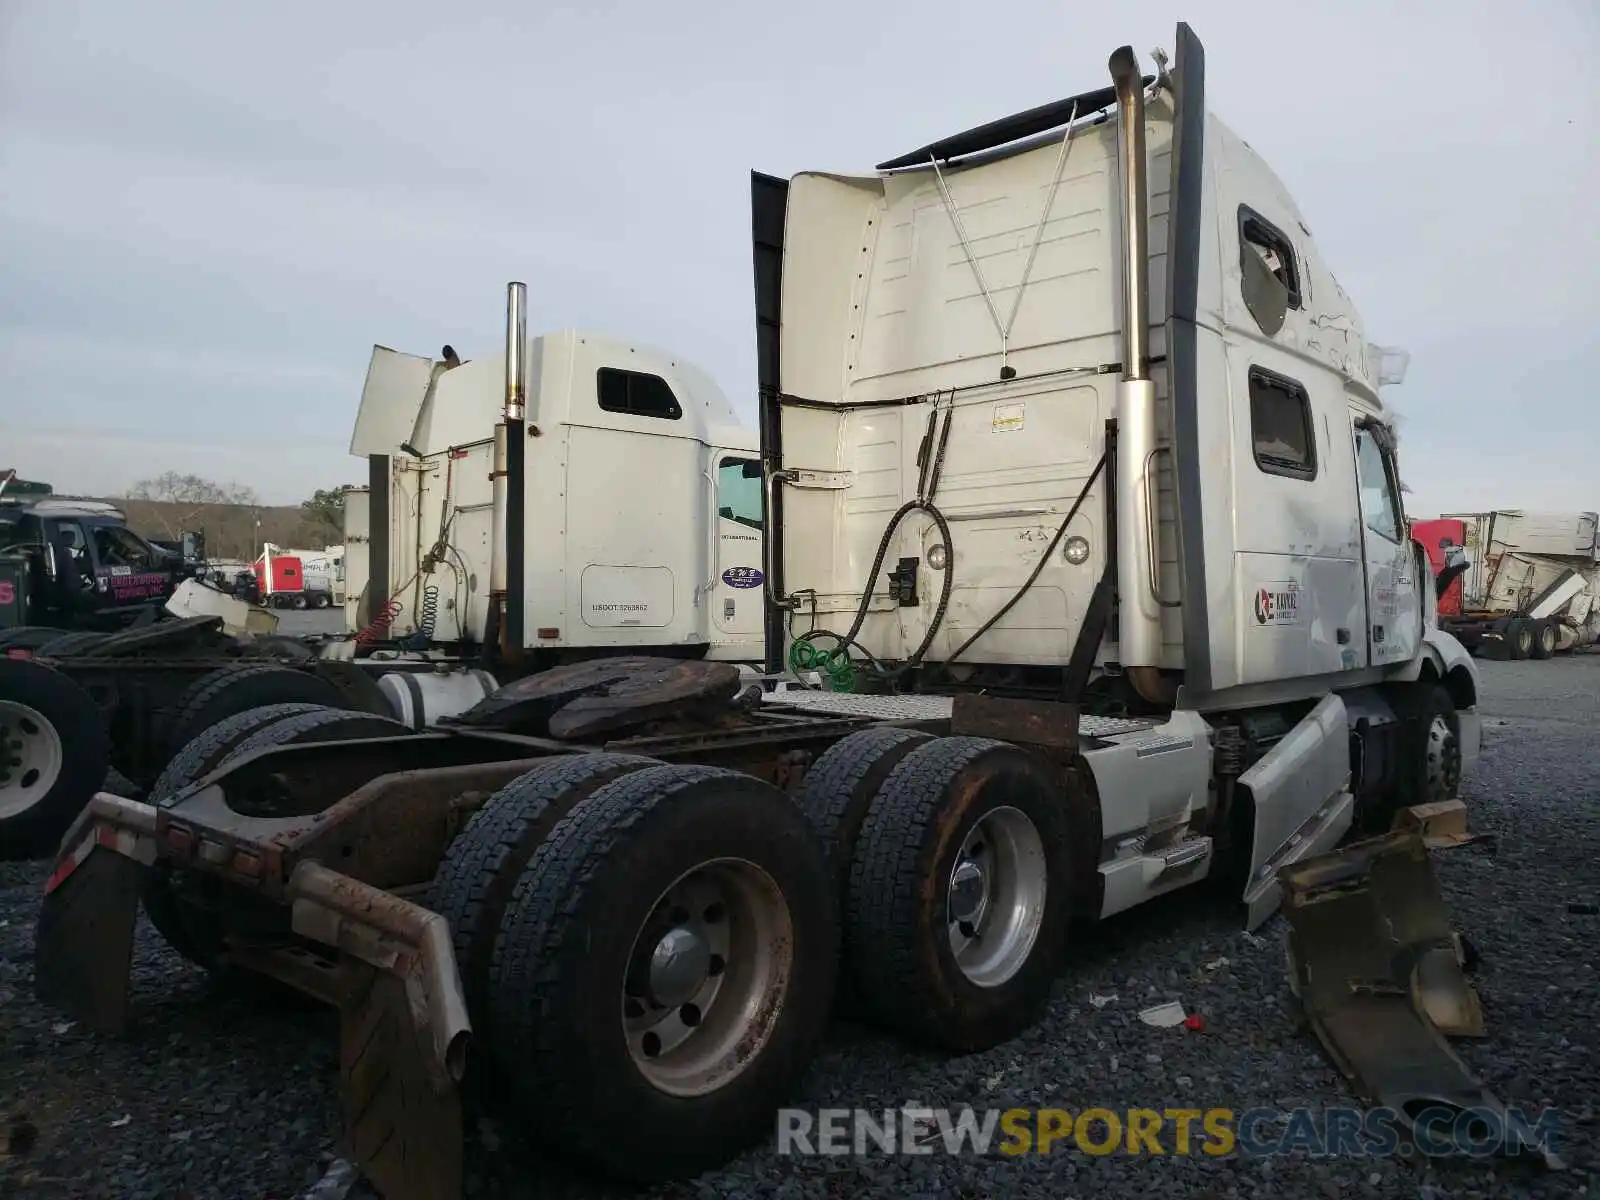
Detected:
[1351,419,1421,666]
[1228,347,1366,685]
[711,453,765,642]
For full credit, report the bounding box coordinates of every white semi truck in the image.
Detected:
[339,330,765,670]
[36,24,1485,1199]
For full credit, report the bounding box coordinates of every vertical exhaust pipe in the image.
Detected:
[1109,46,1172,703]
[490,282,528,661]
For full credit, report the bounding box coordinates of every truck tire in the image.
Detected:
[794,726,933,1010]
[164,664,347,761]
[846,736,1071,1052]
[1505,618,1533,660]
[292,594,309,611]
[429,752,658,1049]
[1531,619,1557,660]
[144,704,409,968]
[314,593,331,610]
[35,631,112,657]
[148,702,332,805]
[0,626,70,653]
[488,764,837,1182]
[214,706,410,773]
[0,658,111,861]
[1365,683,1462,833]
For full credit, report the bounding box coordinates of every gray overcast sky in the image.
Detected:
[2,0,1595,516]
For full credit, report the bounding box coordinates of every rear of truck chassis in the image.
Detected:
[33,696,901,1197]
[32,21,1489,1199]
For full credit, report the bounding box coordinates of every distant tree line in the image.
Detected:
[116,471,350,561]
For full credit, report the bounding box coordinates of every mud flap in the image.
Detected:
[1279,831,1556,1165]
[34,843,143,1035]
[341,964,464,1200]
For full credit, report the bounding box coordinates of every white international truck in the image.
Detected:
[339,330,766,672]
[1414,509,1600,658]
[35,24,1485,1200]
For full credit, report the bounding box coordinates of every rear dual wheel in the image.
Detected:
[435,758,837,1183]
[799,731,1072,1052]
[1531,619,1558,660]
[1505,618,1535,660]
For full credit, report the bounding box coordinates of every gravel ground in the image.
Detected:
[2,657,1596,1199]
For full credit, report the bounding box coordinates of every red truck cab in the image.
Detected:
[1410,518,1467,616]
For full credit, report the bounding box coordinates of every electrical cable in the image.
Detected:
[945,452,1108,666]
[787,401,957,690]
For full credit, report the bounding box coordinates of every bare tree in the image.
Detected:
[124,473,261,541]
[126,471,259,508]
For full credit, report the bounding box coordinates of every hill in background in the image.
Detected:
[109,498,342,561]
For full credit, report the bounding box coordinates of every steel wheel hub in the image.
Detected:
[622,858,793,1097]
[946,805,1048,989]
[1424,714,1460,800]
[646,925,713,1009]
[0,700,64,820]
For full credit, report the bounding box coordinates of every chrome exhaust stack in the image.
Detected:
[1109,46,1170,701]
[489,282,527,658]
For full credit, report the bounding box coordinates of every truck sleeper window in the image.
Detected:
[1247,368,1317,480]
[597,368,683,421]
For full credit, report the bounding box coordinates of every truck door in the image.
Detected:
[711,454,765,641]
[1351,417,1422,666]
[44,518,99,615]
[88,523,175,609]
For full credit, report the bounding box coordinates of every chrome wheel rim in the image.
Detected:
[946,805,1048,988]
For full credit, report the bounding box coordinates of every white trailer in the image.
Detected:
[343,329,765,668]
[1434,509,1599,658]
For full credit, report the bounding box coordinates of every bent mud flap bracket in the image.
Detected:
[287,860,471,1200]
[33,795,473,1200]
[34,794,160,1036]
[1279,830,1560,1167]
